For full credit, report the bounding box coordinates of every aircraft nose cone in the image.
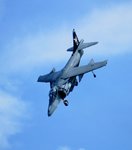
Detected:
[48,110,52,117]
[47,98,61,117]
[48,106,53,117]
[47,103,57,117]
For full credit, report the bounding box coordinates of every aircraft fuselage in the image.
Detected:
[48,49,83,116]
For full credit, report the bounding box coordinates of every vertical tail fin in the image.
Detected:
[73,29,80,52]
[67,29,98,52]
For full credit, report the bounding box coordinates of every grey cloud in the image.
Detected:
[0,90,29,149]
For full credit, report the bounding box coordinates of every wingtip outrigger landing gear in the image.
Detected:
[63,100,69,106]
[92,71,96,78]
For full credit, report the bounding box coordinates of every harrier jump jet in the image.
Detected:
[37,29,107,116]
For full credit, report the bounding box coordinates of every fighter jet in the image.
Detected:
[37,29,107,116]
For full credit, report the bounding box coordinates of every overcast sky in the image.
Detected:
[0,0,132,150]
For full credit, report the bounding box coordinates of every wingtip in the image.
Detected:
[95,41,99,45]
[37,76,41,82]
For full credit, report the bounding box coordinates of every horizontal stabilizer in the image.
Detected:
[67,41,98,52]
[77,42,98,51]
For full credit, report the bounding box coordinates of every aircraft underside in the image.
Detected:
[38,29,107,117]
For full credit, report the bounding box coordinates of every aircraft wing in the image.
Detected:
[62,60,107,79]
[37,71,61,83]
